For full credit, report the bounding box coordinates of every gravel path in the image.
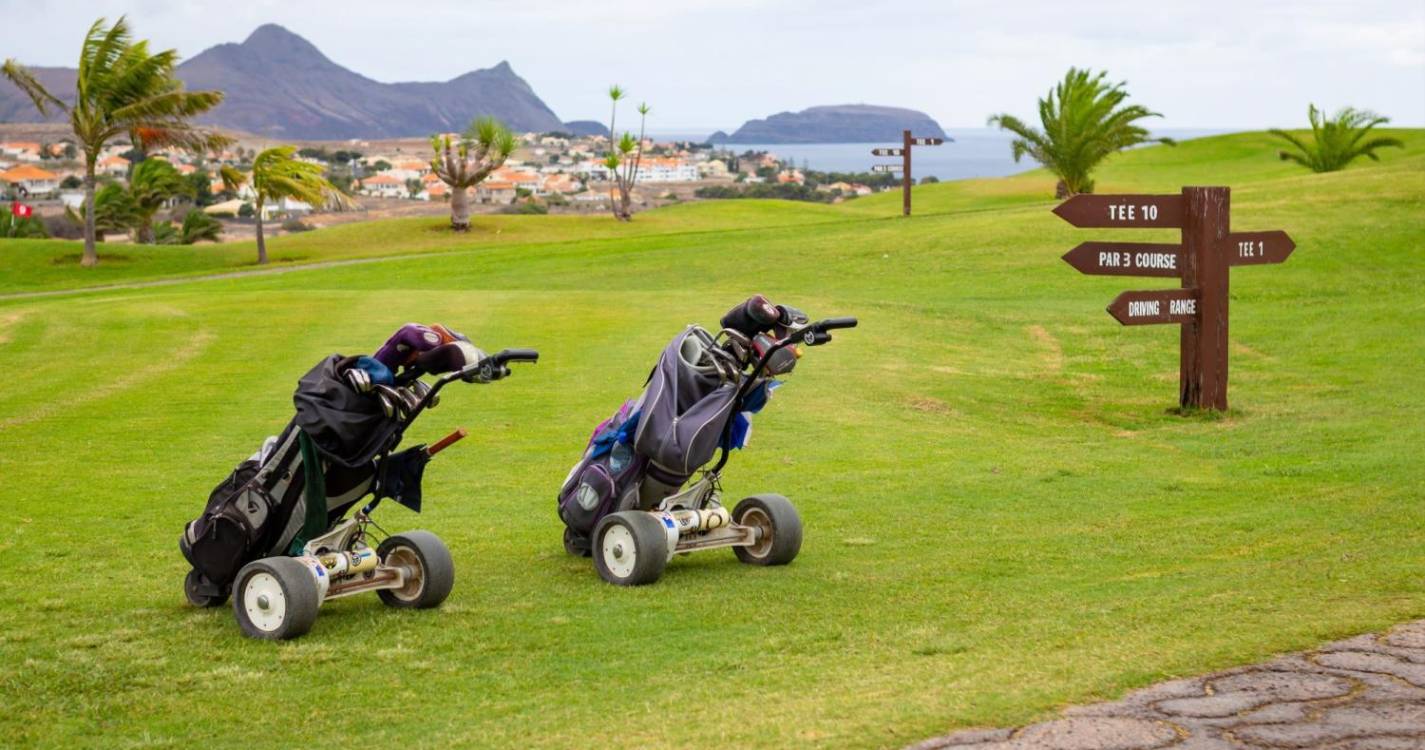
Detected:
[908,620,1425,750]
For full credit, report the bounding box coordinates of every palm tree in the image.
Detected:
[225,146,353,264]
[988,68,1173,197]
[1,17,227,266]
[1270,105,1404,173]
[429,116,515,231]
[127,157,192,243]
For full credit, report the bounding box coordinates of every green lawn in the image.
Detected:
[1,131,1422,749]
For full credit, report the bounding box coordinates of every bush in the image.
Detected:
[501,200,548,215]
[694,183,834,203]
[281,217,315,233]
[237,202,254,218]
[0,212,49,239]
[42,214,83,240]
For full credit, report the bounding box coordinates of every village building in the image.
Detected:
[0,164,61,195]
[98,155,130,177]
[0,142,42,162]
[359,173,409,199]
[476,180,516,204]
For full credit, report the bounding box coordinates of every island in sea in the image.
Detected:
[708,104,948,144]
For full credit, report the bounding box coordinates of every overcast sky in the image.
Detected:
[2,0,1422,133]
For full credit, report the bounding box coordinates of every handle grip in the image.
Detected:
[426,427,468,456]
[491,348,540,366]
[815,317,858,332]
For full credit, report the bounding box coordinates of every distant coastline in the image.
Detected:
[644,128,1233,181]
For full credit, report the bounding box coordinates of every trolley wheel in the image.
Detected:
[563,526,592,557]
[593,511,668,586]
[232,557,321,640]
[377,531,455,609]
[732,494,803,566]
[184,568,228,608]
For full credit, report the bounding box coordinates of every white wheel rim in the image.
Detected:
[740,507,774,558]
[242,572,286,632]
[385,546,425,602]
[601,524,637,579]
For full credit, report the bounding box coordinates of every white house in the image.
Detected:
[0,164,60,195]
[360,174,410,199]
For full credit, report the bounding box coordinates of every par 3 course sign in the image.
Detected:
[1056,187,1295,411]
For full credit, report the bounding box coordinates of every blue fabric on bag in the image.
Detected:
[726,412,751,450]
[353,356,394,387]
[742,380,781,414]
[590,410,641,459]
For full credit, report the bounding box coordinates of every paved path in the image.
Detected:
[908,620,1425,750]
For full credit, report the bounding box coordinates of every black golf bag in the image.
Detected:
[180,355,420,589]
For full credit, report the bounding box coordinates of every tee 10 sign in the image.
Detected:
[1056,187,1295,410]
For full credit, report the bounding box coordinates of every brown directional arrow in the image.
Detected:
[1107,289,1200,326]
[871,147,904,157]
[1062,242,1184,277]
[909,137,945,146]
[871,164,902,173]
[1227,231,1295,266]
[1053,194,1184,228]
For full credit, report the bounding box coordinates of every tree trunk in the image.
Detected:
[255,203,267,264]
[82,161,98,267]
[450,185,471,231]
[1055,180,1070,200]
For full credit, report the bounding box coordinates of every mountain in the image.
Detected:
[0,24,565,140]
[709,104,948,144]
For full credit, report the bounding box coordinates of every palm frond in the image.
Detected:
[1,60,67,116]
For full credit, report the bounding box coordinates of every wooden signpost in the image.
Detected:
[870,130,946,216]
[1056,187,1295,411]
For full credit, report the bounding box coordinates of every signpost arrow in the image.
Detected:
[870,147,904,157]
[909,137,945,146]
[1227,230,1295,266]
[1053,194,1184,229]
[1107,289,1201,326]
[1062,242,1184,277]
[871,164,902,173]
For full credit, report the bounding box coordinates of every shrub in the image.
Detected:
[281,217,314,233]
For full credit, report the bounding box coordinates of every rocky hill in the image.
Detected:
[0,24,565,139]
[710,104,948,144]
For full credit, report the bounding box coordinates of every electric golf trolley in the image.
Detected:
[181,328,537,640]
[558,297,857,586]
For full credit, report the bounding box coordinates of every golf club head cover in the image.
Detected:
[373,323,446,369]
[752,333,799,375]
[413,341,487,378]
[720,294,783,337]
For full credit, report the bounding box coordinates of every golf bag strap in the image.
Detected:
[287,431,330,555]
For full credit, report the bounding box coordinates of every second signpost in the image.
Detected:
[871,130,946,216]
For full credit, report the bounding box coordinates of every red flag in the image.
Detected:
[11,201,32,219]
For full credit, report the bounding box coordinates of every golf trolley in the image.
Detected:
[183,346,538,640]
[565,312,857,586]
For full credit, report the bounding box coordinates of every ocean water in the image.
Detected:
[648,128,1230,181]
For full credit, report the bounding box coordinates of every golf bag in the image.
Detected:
[558,299,795,544]
[181,325,479,590]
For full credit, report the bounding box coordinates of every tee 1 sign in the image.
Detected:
[1055,187,1295,411]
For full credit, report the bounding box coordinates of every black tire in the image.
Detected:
[732,494,802,566]
[184,568,228,608]
[232,557,321,640]
[593,511,668,586]
[377,531,455,609]
[563,526,592,557]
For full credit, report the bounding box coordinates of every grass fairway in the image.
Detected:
[1,131,1422,748]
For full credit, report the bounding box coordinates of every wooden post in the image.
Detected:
[1178,186,1230,410]
[902,129,912,217]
